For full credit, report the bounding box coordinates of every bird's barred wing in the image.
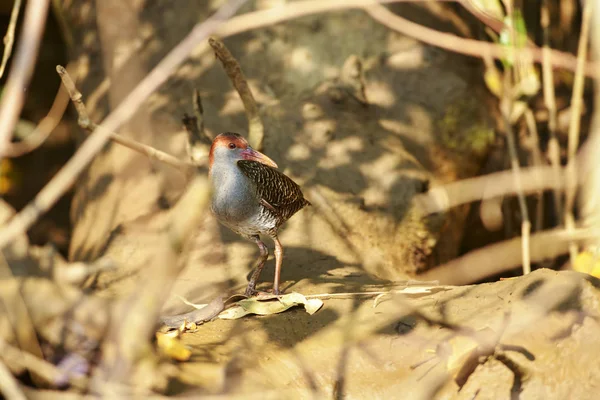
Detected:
[236,160,309,217]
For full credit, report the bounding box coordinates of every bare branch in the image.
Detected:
[56,65,194,173]
[0,0,50,158]
[208,37,264,150]
[0,0,247,250]
[0,0,22,78]
[362,2,600,79]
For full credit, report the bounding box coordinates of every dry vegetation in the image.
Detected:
[0,0,599,398]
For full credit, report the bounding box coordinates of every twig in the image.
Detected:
[0,0,50,158]
[541,0,563,221]
[0,0,22,79]
[208,37,264,150]
[564,0,593,265]
[3,67,72,157]
[0,0,248,250]
[56,66,194,173]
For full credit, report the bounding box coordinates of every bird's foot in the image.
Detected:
[244,285,257,297]
[244,286,282,299]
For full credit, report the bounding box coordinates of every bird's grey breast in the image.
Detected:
[210,165,260,223]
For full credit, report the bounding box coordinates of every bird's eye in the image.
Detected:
[228,143,236,149]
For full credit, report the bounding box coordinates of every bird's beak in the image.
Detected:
[241,147,278,168]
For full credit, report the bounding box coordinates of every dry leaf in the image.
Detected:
[156,332,191,361]
[218,292,323,320]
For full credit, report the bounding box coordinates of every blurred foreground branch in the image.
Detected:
[91,176,211,395]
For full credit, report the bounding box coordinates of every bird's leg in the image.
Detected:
[273,236,284,295]
[245,236,269,297]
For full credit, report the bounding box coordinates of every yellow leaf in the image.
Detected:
[574,250,600,278]
[156,332,191,361]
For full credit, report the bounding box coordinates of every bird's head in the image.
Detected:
[209,132,278,172]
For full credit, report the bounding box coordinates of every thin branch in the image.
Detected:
[0,0,50,158]
[356,2,600,79]
[208,37,264,150]
[0,0,247,251]
[56,66,194,173]
[0,0,22,78]
[564,0,593,265]
[208,0,600,78]
[3,67,72,157]
[541,0,563,221]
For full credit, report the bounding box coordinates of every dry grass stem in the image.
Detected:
[0,0,50,158]
[541,0,563,221]
[564,0,594,265]
[208,37,264,150]
[0,0,246,251]
[524,109,545,232]
[501,92,530,274]
[0,0,22,79]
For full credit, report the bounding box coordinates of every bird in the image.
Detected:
[208,132,310,297]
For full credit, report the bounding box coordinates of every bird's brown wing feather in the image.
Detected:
[237,160,309,221]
